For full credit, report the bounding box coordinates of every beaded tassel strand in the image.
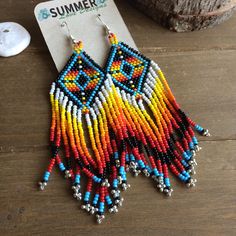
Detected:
[39,38,149,223]
[38,18,211,223]
[104,29,210,194]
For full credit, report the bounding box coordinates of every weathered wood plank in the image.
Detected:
[129,0,236,32]
[0,141,235,235]
[116,0,236,51]
[1,50,235,150]
[1,0,236,53]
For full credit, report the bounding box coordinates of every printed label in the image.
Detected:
[34,0,136,72]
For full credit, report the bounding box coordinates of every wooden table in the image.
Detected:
[0,1,235,235]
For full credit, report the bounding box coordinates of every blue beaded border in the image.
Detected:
[56,51,105,109]
[105,42,151,95]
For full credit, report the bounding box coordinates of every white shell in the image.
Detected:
[0,22,31,57]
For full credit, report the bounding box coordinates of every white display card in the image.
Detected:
[34,0,137,72]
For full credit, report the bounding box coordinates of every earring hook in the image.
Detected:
[97,14,111,35]
[61,21,77,44]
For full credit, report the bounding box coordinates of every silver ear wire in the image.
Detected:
[61,21,77,44]
[97,14,111,35]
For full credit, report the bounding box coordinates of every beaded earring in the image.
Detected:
[38,21,142,223]
[97,14,210,196]
[38,17,211,223]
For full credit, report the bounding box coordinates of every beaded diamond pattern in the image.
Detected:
[106,42,150,95]
[57,51,105,109]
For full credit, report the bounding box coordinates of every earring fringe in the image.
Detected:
[104,33,209,196]
[39,29,210,223]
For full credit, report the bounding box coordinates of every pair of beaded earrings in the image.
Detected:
[39,14,210,223]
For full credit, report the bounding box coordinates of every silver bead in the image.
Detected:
[121,183,130,191]
[165,188,173,197]
[89,206,98,215]
[195,145,202,152]
[203,129,211,137]
[115,160,120,167]
[109,205,118,213]
[133,170,140,177]
[113,191,120,198]
[157,184,164,192]
[72,184,81,192]
[188,166,196,175]
[102,179,110,187]
[158,176,164,183]
[38,181,47,191]
[143,169,150,177]
[117,176,123,184]
[84,204,91,212]
[115,197,124,207]
[64,170,71,178]
[186,178,197,188]
[111,189,116,194]
[129,161,137,169]
[96,214,105,224]
[188,159,197,166]
[191,150,196,157]
[73,192,82,200]
[113,205,118,213]
[104,179,110,187]
[205,129,211,136]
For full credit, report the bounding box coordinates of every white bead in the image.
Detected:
[67,101,73,112]
[121,90,127,101]
[59,92,64,104]
[49,83,56,95]
[62,96,68,108]
[77,109,82,121]
[107,76,113,87]
[98,92,106,102]
[85,114,92,126]
[73,105,78,117]
[89,108,96,120]
[55,88,60,100]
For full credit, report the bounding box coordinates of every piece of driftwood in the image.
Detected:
[129,0,236,32]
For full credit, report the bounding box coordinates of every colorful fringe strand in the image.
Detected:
[39,34,210,224]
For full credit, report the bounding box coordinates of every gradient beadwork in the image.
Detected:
[39,40,134,223]
[38,26,210,224]
[104,32,210,195]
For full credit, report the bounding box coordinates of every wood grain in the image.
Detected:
[1,1,236,52]
[129,0,236,32]
[0,0,236,235]
[116,0,236,52]
[0,141,235,236]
